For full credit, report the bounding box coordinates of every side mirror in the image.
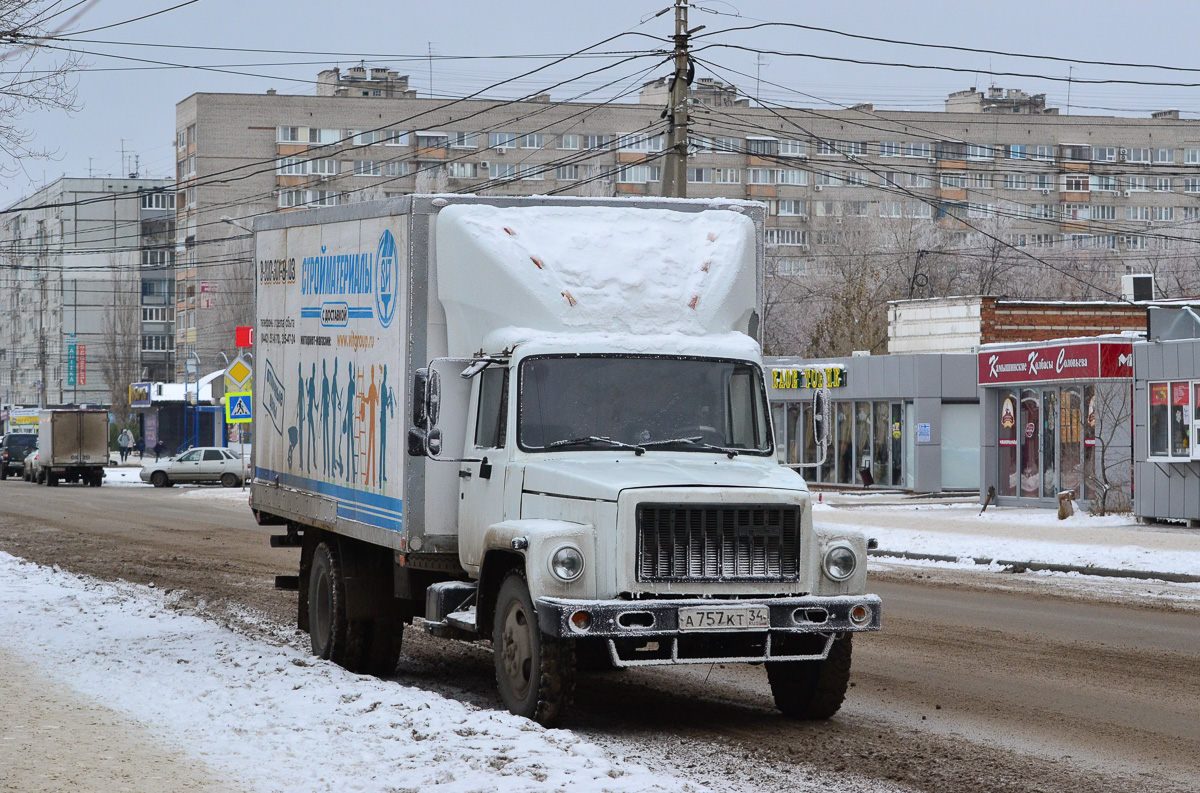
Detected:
[813,388,830,447]
[411,367,443,431]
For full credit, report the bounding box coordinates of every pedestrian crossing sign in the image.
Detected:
[226,391,253,424]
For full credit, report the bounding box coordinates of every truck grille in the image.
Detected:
[636,504,802,583]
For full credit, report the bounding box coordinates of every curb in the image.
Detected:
[869,549,1200,584]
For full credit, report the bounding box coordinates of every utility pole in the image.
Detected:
[660,0,699,198]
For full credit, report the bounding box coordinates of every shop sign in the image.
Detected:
[917,422,931,443]
[771,366,847,390]
[1000,396,1016,428]
[129,382,152,408]
[8,407,39,430]
[979,341,1133,385]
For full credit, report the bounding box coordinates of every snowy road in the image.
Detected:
[2,478,1199,792]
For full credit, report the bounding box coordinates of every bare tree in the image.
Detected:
[0,1,88,174]
[99,254,140,426]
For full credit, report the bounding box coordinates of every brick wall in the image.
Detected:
[980,298,1145,343]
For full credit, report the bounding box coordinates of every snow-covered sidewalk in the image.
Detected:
[0,551,702,793]
[815,493,1200,581]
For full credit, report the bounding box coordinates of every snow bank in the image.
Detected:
[0,552,701,793]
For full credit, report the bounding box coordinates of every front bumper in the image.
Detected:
[536,594,882,667]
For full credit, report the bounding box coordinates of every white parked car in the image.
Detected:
[140,447,247,488]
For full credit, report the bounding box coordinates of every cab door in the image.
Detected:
[458,365,513,568]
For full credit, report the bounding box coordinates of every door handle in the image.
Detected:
[459,469,472,479]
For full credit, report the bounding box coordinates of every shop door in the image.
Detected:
[903,402,915,490]
[940,403,980,490]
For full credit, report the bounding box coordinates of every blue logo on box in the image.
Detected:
[375,230,398,328]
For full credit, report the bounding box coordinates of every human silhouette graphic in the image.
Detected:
[319,360,331,476]
[343,361,357,482]
[330,357,342,477]
[379,364,395,484]
[306,363,317,473]
[293,362,304,471]
[361,366,380,487]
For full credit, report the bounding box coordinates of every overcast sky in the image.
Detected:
[6,0,1200,206]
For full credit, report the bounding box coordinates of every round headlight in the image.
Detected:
[823,546,857,581]
[550,546,584,582]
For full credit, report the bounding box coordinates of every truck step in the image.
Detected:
[274,575,300,591]
[270,533,303,548]
[445,607,477,631]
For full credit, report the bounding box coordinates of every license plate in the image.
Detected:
[678,606,769,632]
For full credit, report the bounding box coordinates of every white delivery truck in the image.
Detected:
[37,408,109,486]
[251,195,880,726]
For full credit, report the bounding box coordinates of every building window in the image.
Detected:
[351,130,384,146]
[446,162,478,179]
[968,202,996,218]
[778,139,806,157]
[384,130,409,146]
[879,200,902,218]
[1155,148,1174,164]
[816,171,839,187]
[776,169,806,185]
[844,201,869,217]
[276,157,307,176]
[1126,147,1151,163]
[520,133,543,149]
[713,168,741,184]
[687,167,711,183]
[448,132,478,149]
[559,134,580,150]
[1185,149,1200,164]
[879,141,902,157]
[615,164,659,183]
[1126,205,1151,221]
[489,163,515,179]
[1032,174,1053,191]
[1061,144,1091,162]
[746,138,778,156]
[311,158,338,176]
[712,137,740,153]
[556,164,579,181]
[774,199,806,217]
[1093,175,1118,193]
[765,228,807,245]
[1003,174,1028,190]
[1031,204,1055,219]
[277,126,302,143]
[1155,177,1173,192]
[1063,174,1090,192]
[414,132,448,148]
[1061,203,1090,221]
[308,128,340,145]
[814,200,840,217]
[1124,235,1147,250]
[772,258,805,277]
[966,143,992,160]
[353,160,382,176]
[140,192,175,209]
[843,171,868,187]
[904,201,932,218]
[905,173,932,188]
[1008,144,1026,159]
[904,142,932,158]
[1148,382,1192,458]
[617,133,664,152]
[972,173,991,189]
[582,134,611,150]
[1124,176,1148,192]
[1091,205,1116,220]
[940,173,966,189]
[818,140,839,156]
[1031,145,1054,161]
[746,168,774,185]
[517,163,546,181]
[309,190,340,207]
[1092,147,1117,162]
[1153,206,1174,222]
[488,132,516,150]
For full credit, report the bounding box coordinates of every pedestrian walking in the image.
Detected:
[117,429,134,463]
[136,436,145,459]
[153,439,165,462]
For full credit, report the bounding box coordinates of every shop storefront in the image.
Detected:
[766,354,979,493]
[1133,306,1200,525]
[978,336,1134,508]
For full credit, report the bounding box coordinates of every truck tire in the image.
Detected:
[151,471,170,488]
[220,472,239,488]
[309,541,349,664]
[349,616,403,677]
[89,471,103,487]
[46,471,58,487]
[0,467,7,480]
[766,634,853,720]
[493,572,575,726]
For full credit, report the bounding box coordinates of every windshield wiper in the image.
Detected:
[547,436,646,455]
[638,436,746,458]
[700,443,745,459]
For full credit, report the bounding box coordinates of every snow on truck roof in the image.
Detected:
[435,204,758,358]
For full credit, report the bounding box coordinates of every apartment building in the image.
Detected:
[0,177,176,407]
[175,70,1200,372]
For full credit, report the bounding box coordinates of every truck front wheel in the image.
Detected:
[493,572,575,727]
[766,634,853,720]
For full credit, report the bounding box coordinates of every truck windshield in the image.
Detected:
[518,355,772,455]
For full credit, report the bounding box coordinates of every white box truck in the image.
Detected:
[37,408,108,487]
[251,195,880,725]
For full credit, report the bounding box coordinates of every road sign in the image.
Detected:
[226,391,252,423]
[236,326,254,347]
[224,354,252,391]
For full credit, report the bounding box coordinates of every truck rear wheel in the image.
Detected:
[766,634,853,720]
[493,572,574,726]
[89,471,103,487]
[308,540,402,676]
[46,471,58,487]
